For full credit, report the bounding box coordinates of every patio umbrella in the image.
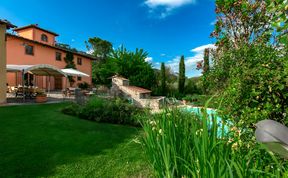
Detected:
[61,68,90,77]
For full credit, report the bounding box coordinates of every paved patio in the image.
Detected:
[6,91,74,104]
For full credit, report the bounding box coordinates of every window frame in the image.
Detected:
[25,45,34,55]
[77,57,82,65]
[55,52,62,61]
[41,34,48,42]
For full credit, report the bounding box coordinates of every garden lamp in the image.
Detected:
[255,119,288,159]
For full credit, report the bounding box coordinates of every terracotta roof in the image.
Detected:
[124,86,151,93]
[14,24,59,36]
[0,19,17,29]
[6,33,98,60]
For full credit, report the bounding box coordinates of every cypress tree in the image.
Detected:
[160,62,167,95]
[203,48,210,73]
[178,55,185,94]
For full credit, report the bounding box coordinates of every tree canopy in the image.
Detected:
[85,37,113,61]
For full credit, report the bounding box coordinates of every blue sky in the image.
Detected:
[0,0,216,77]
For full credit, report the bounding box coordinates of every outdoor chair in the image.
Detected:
[15,87,24,98]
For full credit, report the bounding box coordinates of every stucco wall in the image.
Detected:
[33,28,56,46]
[17,29,33,40]
[0,24,7,104]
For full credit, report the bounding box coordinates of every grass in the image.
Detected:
[0,103,151,178]
[141,108,286,177]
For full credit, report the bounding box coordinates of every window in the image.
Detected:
[77,58,82,65]
[77,77,82,81]
[41,34,48,42]
[25,45,34,55]
[56,52,62,61]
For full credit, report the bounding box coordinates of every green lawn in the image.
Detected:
[0,103,151,178]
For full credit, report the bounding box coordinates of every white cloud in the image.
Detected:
[145,0,195,8]
[144,0,196,18]
[86,49,94,54]
[210,19,217,26]
[190,44,216,53]
[145,57,153,62]
[153,44,215,77]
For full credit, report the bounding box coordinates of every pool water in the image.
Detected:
[182,106,230,136]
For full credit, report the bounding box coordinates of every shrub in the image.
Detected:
[78,82,89,90]
[62,97,144,126]
[61,102,79,116]
[141,108,287,177]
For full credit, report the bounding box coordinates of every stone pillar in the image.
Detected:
[0,24,7,104]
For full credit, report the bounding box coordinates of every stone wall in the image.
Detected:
[110,76,165,111]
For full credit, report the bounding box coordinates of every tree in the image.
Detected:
[86,37,113,61]
[160,63,167,95]
[203,48,209,73]
[211,0,278,50]
[64,51,76,86]
[111,47,156,89]
[178,55,185,94]
[206,0,288,126]
[86,37,113,84]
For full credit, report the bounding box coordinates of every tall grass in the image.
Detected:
[141,108,287,177]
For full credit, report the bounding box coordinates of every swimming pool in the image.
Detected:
[182,106,231,136]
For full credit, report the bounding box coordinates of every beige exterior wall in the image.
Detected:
[0,24,7,104]
[17,29,34,40]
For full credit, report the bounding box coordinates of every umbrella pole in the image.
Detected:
[48,76,50,96]
[22,69,25,103]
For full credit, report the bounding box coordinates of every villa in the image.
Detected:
[5,24,96,90]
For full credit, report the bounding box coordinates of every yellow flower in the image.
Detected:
[232,142,238,150]
[159,129,163,135]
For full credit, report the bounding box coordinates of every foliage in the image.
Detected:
[178,55,185,94]
[86,37,113,84]
[110,47,157,89]
[267,0,288,45]
[64,51,76,69]
[205,1,288,126]
[78,82,90,90]
[62,97,144,127]
[64,51,76,86]
[61,102,79,116]
[203,48,209,73]
[90,46,156,88]
[184,77,202,95]
[211,0,280,49]
[92,59,118,85]
[85,37,113,61]
[153,66,178,96]
[219,44,288,126]
[56,43,78,52]
[141,108,287,177]
[160,63,167,95]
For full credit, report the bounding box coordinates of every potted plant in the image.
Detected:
[35,91,47,103]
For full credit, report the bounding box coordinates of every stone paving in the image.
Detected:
[5,92,74,105]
